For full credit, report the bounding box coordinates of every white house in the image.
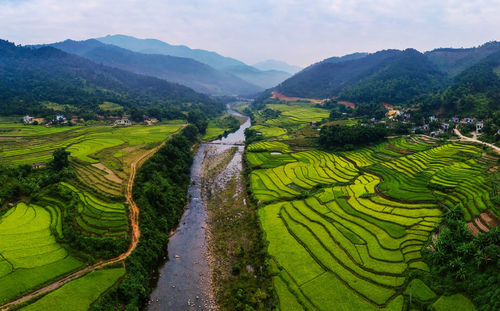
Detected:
[55,115,66,122]
[476,121,484,134]
[115,119,131,126]
[23,115,33,123]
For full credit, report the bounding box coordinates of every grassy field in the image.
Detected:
[19,268,125,311]
[245,127,498,310]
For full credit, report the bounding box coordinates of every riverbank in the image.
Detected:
[145,105,252,310]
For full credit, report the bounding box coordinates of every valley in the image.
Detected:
[0,25,499,311]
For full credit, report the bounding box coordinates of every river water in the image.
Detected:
[147,106,250,310]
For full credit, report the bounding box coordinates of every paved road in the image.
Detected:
[453,128,500,155]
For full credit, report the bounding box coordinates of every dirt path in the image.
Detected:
[453,128,500,155]
[0,128,183,311]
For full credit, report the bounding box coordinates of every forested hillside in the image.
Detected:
[275,50,399,98]
[41,39,262,96]
[0,40,223,117]
[426,42,500,77]
[275,42,500,109]
[441,51,500,116]
[340,49,445,104]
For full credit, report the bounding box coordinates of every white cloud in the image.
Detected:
[0,0,499,66]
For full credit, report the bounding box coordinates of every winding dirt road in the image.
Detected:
[454,128,500,155]
[0,135,174,311]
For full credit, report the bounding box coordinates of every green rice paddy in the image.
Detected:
[0,203,83,304]
[0,123,184,165]
[19,268,125,311]
[246,134,498,311]
[0,121,185,307]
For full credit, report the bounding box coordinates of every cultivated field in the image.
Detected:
[246,135,495,310]
[0,203,83,304]
[0,121,184,308]
[0,123,184,165]
[19,267,125,311]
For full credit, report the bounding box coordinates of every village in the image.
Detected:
[22,114,159,127]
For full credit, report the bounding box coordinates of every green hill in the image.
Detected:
[0,39,223,116]
[42,39,262,96]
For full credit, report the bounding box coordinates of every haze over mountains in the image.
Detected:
[39,39,261,96]
[96,35,294,91]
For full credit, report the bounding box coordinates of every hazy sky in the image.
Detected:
[1,0,500,67]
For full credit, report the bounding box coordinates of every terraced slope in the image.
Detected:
[0,203,83,304]
[246,138,499,310]
[0,123,184,165]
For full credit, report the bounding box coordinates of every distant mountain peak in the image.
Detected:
[253,59,302,75]
[95,34,291,89]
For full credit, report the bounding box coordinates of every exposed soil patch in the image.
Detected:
[271,91,325,104]
[92,163,123,184]
[466,222,480,236]
[337,100,356,108]
[481,212,499,227]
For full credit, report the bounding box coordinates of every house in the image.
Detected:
[32,162,46,169]
[429,116,438,122]
[465,117,476,124]
[23,115,34,123]
[71,116,79,123]
[476,121,484,134]
[441,123,450,131]
[423,124,430,131]
[56,115,66,122]
[115,119,131,126]
[33,118,45,124]
[430,129,443,137]
[450,117,460,124]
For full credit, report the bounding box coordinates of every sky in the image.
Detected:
[1,0,500,67]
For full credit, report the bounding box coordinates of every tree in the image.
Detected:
[51,148,70,171]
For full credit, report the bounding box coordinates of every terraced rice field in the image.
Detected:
[0,121,184,308]
[247,141,292,153]
[246,137,498,310]
[0,203,83,304]
[71,160,123,197]
[19,268,125,311]
[250,125,287,138]
[60,182,128,236]
[264,103,329,125]
[0,123,184,165]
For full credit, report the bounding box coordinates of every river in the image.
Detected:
[146,105,250,310]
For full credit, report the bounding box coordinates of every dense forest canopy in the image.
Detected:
[274,42,500,117]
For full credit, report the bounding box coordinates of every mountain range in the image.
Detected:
[37,39,261,96]
[274,42,500,108]
[96,35,293,91]
[0,39,222,116]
